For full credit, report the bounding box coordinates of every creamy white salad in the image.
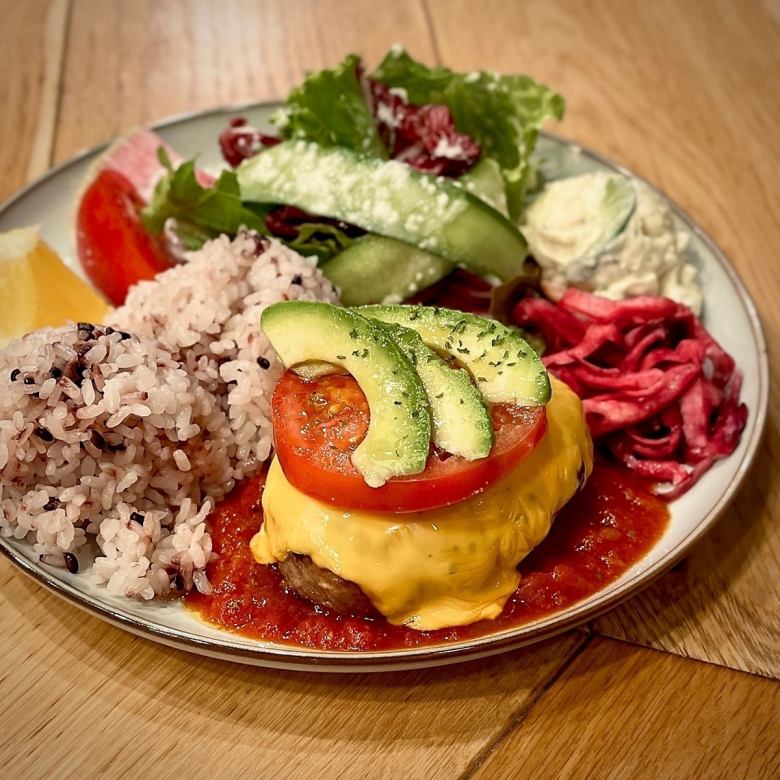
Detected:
[522,172,702,314]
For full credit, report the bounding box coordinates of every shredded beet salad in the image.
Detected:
[514,289,748,497]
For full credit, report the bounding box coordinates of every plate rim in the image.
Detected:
[0,102,769,671]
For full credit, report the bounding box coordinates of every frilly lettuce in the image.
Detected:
[141,149,267,248]
[371,48,564,219]
[272,54,386,159]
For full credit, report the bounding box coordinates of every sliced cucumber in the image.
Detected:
[322,235,452,306]
[458,158,509,217]
[358,305,551,406]
[261,302,431,487]
[238,140,528,280]
[322,161,508,306]
[377,321,493,460]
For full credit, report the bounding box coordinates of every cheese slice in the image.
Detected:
[252,377,592,630]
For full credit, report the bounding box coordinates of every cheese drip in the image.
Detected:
[252,378,592,630]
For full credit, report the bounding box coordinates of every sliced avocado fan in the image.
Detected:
[375,321,494,460]
[261,302,431,487]
[262,302,550,488]
[358,305,551,406]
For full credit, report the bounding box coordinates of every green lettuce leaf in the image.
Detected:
[141,149,353,259]
[141,149,268,247]
[372,49,564,219]
[284,222,355,263]
[273,53,387,158]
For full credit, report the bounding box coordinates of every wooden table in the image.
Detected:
[1,1,779,777]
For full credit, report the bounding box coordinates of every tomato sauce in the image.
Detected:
[187,463,669,651]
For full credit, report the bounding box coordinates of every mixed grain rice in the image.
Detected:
[0,232,338,598]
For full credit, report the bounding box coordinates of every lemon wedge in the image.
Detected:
[0,227,109,349]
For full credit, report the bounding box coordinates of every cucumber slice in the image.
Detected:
[358,305,550,406]
[261,302,431,487]
[458,158,509,217]
[322,161,508,306]
[238,140,528,280]
[322,235,452,306]
[377,321,493,460]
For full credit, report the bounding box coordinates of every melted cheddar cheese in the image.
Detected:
[252,378,593,630]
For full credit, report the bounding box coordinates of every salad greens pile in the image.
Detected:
[274,53,387,159]
[141,48,564,301]
[142,149,266,250]
[371,49,564,219]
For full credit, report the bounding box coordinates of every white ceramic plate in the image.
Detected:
[0,103,768,671]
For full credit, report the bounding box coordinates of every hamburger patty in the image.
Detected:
[278,554,376,617]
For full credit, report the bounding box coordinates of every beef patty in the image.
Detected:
[278,553,376,617]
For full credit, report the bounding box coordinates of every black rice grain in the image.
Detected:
[35,426,54,442]
[64,553,79,574]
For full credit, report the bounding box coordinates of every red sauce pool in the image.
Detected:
[187,464,669,651]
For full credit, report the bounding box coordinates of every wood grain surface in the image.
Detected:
[0,569,586,779]
[0,0,67,200]
[471,638,780,780]
[53,0,437,162]
[1,0,779,777]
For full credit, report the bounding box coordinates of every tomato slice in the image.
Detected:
[272,371,547,513]
[76,168,173,306]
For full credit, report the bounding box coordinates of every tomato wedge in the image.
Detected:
[272,371,547,512]
[76,168,173,306]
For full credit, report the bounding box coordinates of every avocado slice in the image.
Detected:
[261,302,431,487]
[238,140,528,280]
[358,305,551,406]
[376,321,494,460]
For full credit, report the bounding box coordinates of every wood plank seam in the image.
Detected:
[600,634,780,684]
[47,0,73,170]
[468,636,780,779]
[466,634,779,780]
[457,634,593,780]
[25,0,71,182]
[590,628,780,683]
[420,0,444,65]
